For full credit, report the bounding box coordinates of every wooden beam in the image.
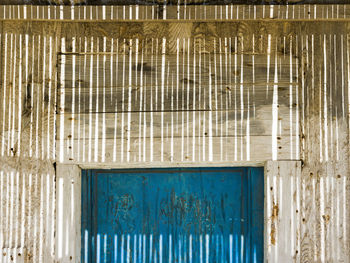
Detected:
[0,0,347,5]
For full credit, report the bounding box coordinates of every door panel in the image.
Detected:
[81,167,264,263]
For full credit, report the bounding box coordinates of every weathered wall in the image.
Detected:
[298,28,350,261]
[57,22,300,164]
[0,4,349,263]
[0,19,59,263]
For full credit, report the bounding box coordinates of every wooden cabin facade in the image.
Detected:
[0,3,349,262]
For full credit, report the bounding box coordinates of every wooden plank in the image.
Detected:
[0,22,59,160]
[0,157,56,263]
[58,134,298,163]
[57,108,297,139]
[55,164,81,263]
[0,1,349,5]
[298,30,350,263]
[58,48,297,113]
[59,85,295,113]
[1,5,350,21]
[265,161,301,263]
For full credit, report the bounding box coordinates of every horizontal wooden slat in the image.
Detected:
[57,106,298,139]
[59,85,296,113]
[59,134,297,163]
[1,1,349,5]
[0,5,350,21]
[58,46,297,113]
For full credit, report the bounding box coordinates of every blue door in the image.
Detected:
[81,167,264,263]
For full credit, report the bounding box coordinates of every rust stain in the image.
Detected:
[272,203,279,218]
[270,226,276,245]
[270,202,279,246]
[322,214,330,224]
[26,252,32,261]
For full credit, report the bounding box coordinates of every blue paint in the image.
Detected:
[82,167,264,263]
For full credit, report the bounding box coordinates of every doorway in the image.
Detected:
[81,167,264,262]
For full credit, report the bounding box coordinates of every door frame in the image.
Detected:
[55,160,301,263]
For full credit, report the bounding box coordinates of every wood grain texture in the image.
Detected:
[0,156,56,263]
[55,164,81,263]
[0,21,60,160]
[0,21,58,263]
[298,30,350,263]
[265,161,302,263]
[0,4,349,263]
[54,22,301,164]
[0,0,347,5]
[1,5,350,21]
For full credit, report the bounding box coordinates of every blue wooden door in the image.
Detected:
[81,168,264,263]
